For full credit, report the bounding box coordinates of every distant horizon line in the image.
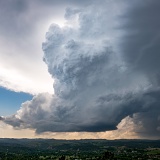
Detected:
[0,138,159,141]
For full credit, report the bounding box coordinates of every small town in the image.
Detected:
[0,139,160,160]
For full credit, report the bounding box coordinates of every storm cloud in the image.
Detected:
[1,0,160,138]
[118,0,160,138]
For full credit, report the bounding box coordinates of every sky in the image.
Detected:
[0,0,160,140]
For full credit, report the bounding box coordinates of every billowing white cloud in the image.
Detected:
[0,0,108,95]
[1,0,160,139]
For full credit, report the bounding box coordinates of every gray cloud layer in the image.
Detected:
[118,0,160,138]
[1,0,160,139]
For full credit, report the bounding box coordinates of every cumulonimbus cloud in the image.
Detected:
[1,0,160,138]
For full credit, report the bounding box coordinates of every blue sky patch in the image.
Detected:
[0,87,33,116]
